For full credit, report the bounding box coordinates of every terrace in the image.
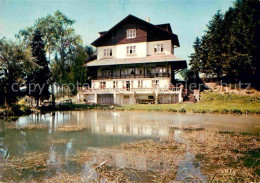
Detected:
[78,87,182,94]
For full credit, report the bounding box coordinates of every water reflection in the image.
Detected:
[0,111,259,181]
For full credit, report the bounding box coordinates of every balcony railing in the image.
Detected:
[95,73,170,80]
[78,87,181,94]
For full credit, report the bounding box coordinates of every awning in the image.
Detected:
[86,54,187,69]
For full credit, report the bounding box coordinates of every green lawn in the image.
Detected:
[115,92,260,114]
[72,92,260,114]
[113,102,260,114]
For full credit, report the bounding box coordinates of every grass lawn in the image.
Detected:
[71,92,260,114]
[114,102,260,114]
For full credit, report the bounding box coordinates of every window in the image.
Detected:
[154,44,164,53]
[138,80,143,88]
[152,80,159,88]
[100,81,106,89]
[126,29,136,38]
[104,48,112,57]
[139,69,143,75]
[113,81,118,89]
[126,46,136,55]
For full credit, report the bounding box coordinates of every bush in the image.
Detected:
[21,105,32,115]
[231,109,242,114]
[168,108,177,112]
[18,99,27,106]
[11,105,23,116]
[178,108,186,113]
[220,109,229,114]
[212,109,220,113]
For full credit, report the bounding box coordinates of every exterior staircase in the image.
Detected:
[183,90,197,103]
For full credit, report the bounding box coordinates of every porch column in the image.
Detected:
[171,64,175,84]
[155,89,159,104]
[113,93,117,105]
[178,89,183,103]
[111,66,113,78]
[167,62,169,77]
[120,65,121,78]
[134,64,136,78]
[94,93,98,104]
[143,64,145,78]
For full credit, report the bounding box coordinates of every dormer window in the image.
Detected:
[126,45,136,55]
[154,44,164,53]
[104,48,112,57]
[126,29,136,38]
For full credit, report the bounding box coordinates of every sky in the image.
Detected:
[0,0,234,63]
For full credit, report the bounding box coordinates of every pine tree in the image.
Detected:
[26,30,50,107]
[189,0,260,88]
[190,37,201,79]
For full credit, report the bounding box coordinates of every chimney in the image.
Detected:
[146,17,150,23]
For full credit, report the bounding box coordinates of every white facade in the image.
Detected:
[92,78,170,90]
[97,40,173,60]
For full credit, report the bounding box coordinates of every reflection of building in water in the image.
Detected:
[16,111,186,137]
[16,112,72,133]
[75,111,172,136]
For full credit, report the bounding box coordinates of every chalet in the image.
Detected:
[78,14,187,105]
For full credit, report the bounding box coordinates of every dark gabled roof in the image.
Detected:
[99,31,107,34]
[156,23,173,33]
[91,14,180,47]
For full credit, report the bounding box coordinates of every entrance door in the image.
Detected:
[126,81,130,91]
[123,95,130,105]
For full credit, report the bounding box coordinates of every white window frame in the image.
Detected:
[100,81,106,89]
[152,80,159,88]
[113,81,118,89]
[126,29,136,39]
[126,45,136,55]
[104,48,112,57]
[131,81,134,88]
[154,44,164,53]
[138,80,143,88]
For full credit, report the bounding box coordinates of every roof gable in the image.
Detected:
[91,14,180,47]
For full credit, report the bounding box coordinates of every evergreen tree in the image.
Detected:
[189,0,260,88]
[26,30,50,107]
[190,37,201,79]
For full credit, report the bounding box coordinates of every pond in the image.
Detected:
[0,111,259,182]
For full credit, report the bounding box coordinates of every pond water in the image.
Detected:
[0,111,259,181]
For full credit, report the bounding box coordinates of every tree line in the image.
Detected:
[0,10,95,107]
[187,0,260,89]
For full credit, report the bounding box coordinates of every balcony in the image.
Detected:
[95,73,170,80]
[78,87,182,94]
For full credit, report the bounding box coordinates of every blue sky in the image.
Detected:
[0,0,234,62]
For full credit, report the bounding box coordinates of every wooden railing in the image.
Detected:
[78,87,182,94]
[95,73,170,79]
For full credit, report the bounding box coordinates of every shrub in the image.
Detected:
[220,109,229,114]
[178,108,186,113]
[21,105,32,115]
[11,105,23,116]
[168,108,177,112]
[212,109,220,113]
[18,99,27,105]
[231,109,243,114]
